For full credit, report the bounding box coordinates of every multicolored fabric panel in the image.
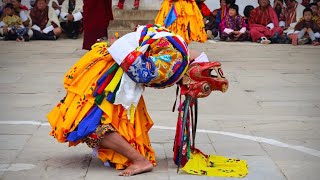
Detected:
[120,24,189,89]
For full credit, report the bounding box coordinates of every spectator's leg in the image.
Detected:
[307,28,320,45]
[117,0,125,9]
[298,29,307,39]
[53,27,62,38]
[61,22,72,38]
[219,32,228,41]
[237,32,248,41]
[307,28,316,41]
[31,30,57,40]
[133,0,139,10]
[71,21,81,38]
[250,28,266,42]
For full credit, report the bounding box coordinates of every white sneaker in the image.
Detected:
[260,37,271,44]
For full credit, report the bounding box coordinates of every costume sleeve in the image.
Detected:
[43,25,54,33]
[269,6,279,27]
[60,0,68,21]
[19,11,28,22]
[73,12,82,22]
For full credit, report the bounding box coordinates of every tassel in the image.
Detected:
[129,104,135,124]
[95,92,106,105]
[105,68,123,92]
[106,80,121,103]
[96,70,116,95]
[97,63,119,85]
[106,92,116,103]
[94,64,119,96]
[172,85,180,112]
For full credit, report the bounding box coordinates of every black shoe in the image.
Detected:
[270,32,279,43]
[23,35,30,42]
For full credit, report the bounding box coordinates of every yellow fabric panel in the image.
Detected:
[182,152,248,177]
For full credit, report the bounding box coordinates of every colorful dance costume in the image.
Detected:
[47,24,248,177]
[155,0,207,44]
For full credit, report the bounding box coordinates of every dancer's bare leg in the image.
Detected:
[100,132,153,176]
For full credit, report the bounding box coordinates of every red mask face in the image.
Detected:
[180,62,229,98]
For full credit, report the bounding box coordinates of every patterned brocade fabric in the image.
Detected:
[83,124,116,148]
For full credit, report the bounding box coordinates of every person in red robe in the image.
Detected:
[249,0,283,44]
[82,0,113,50]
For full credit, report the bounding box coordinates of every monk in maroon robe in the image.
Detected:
[249,0,283,43]
[82,0,113,50]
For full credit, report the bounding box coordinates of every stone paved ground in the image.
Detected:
[0,38,319,180]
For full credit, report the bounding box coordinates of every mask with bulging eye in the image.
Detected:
[180,62,229,98]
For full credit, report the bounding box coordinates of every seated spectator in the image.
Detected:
[243,5,254,25]
[0,0,31,38]
[207,0,227,39]
[11,0,30,27]
[220,4,248,41]
[1,3,29,41]
[273,0,285,28]
[302,0,311,7]
[216,0,236,29]
[291,8,320,45]
[30,0,62,40]
[249,0,283,44]
[60,0,83,39]
[282,0,305,34]
[207,0,235,39]
[308,2,320,26]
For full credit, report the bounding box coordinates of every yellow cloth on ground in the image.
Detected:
[47,42,156,170]
[155,0,207,44]
[182,152,248,177]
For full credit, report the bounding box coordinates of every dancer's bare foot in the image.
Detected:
[119,158,153,176]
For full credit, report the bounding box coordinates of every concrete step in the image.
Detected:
[112,9,159,20]
[108,19,155,31]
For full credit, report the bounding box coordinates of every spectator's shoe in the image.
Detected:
[298,38,309,45]
[291,34,298,46]
[259,37,271,44]
[72,35,78,39]
[24,35,30,42]
[270,32,279,43]
[206,30,213,40]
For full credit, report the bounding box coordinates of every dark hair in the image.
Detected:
[243,5,254,18]
[229,4,239,15]
[226,0,236,5]
[284,0,296,3]
[274,0,283,3]
[4,3,14,9]
[308,2,318,8]
[303,7,313,15]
